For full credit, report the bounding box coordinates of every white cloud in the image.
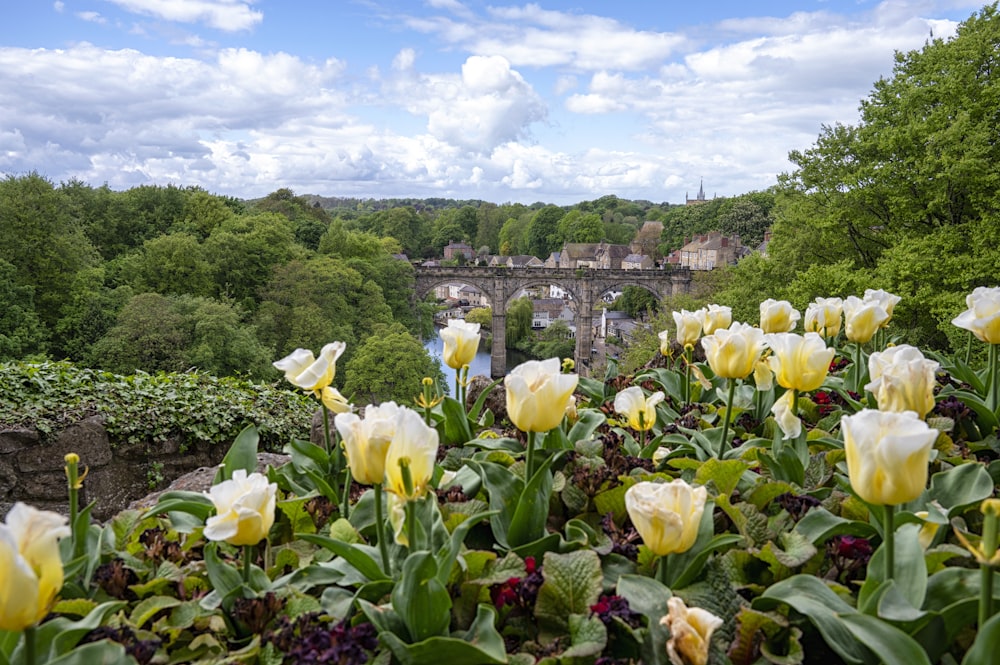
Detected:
[104,0,262,31]
[76,11,107,24]
[53,1,65,12]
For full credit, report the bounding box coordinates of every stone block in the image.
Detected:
[16,417,111,473]
[0,428,39,454]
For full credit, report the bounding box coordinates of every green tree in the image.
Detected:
[506,297,533,347]
[527,205,566,258]
[531,320,574,360]
[342,322,443,404]
[131,233,214,297]
[0,259,47,358]
[611,286,659,318]
[498,214,532,255]
[203,212,298,306]
[53,266,134,361]
[465,307,493,327]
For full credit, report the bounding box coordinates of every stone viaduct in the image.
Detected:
[413,266,691,377]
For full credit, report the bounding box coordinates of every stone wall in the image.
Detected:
[0,416,229,522]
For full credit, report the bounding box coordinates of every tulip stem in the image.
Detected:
[341,466,352,520]
[988,342,999,415]
[373,483,391,574]
[242,544,253,585]
[683,347,692,405]
[406,499,418,553]
[965,331,973,365]
[884,505,895,583]
[854,342,864,395]
[980,505,998,628]
[321,405,332,456]
[656,556,670,587]
[24,626,36,665]
[720,379,737,457]
[525,431,537,480]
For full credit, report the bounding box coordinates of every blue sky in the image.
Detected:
[0,0,986,204]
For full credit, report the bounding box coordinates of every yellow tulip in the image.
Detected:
[753,357,774,391]
[662,596,723,665]
[203,470,277,546]
[0,503,70,632]
[841,409,937,505]
[658,329,672,356]
[613,386,664,431]
[864,289,902,328]
[384,407,439,500]
[951,286,1000,344]
[672,309,705,347]
[335,401,401,486]
[765,332,835,392]
[914,511,941,550]
[439,319,481,370]
[702,304,732,336]
[865,344,939,418]
[273,342,347,393]
[701,322,766,380]
[804,297,843,338]
[624,480,707,556]
[843,296,889,344]
[771,389,801,440]
[759,299,800,334]
[505,358,579,433]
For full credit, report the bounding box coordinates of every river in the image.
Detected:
[423,333,531,394]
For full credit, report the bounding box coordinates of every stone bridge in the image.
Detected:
[414,266,691,377]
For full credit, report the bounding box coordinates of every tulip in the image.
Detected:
[702,304,732,336]
[658,329,672,356]
[204,470,277,547]
[864,289,901,328]
[952,286,1000,345]
[771,389,801,440]
[440,319,481,370]
[0,503,70,632]
[625,480,707,560]
[335,402,401,486]
[753,357,774,392]
[384,407,439,502]
[505,358,579,434]
[765,332,835,393]
[614,386,664,432]
[841,409,937,581]
[701,322,766,380]
[804,297,843,339]
[672,309,705,347]
[663,596,723,665]
[843,296,889,344]
[759,299,800,334]
[865,345,939,418]
[273,342,346,394]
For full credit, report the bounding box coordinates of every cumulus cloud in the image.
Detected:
[105,0,262,31]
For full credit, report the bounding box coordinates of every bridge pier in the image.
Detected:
[574,282,594,378]
[491,311,507,378]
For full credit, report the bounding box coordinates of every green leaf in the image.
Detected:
[139,490,214,523]
[379,604,507,665]
[962,610,1000,665]
[837,613,932,665]
[202,542,246,603]
[129,595,182,629]
[392,551,452,643]
[298,534,389,581]
[468,376,503,422]
[435,510,497,586]
[45,640,131,665]
[469,460,523,549]
[795,506,878,544]
[214,423,259,484]
[766,531,819,569]
[927,462,994,517]
[563,613,608,659]
[567,409,606,444]
[535,549,604,637]
[508,453,561,549]
[441,396,474,445]
[865,524,928,610]
[616,574,671,665]
[693,458,748,497]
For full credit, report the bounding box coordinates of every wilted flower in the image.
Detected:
[658,329,672,356]
[951,286,1000,344]
[624,480,707,556]
[841,409,937,505]
[439,319,481,370]
[384,407,439,501]
[204,470,278,546]
[914,511,942,550]
[505,358,579,433]
[804,297,844,338]
[335,402,402,486]
[701,304,733,336]
[614,386,664,431]
[865,345,939,418]
[765,332,836,392]
[843,296,889,344]
[701,322,766,380]
[663,596,723,665]
[863,289,902,328]
[0,503,70,631]
[759,299,800,334]
[753,357,774,391]
[771,389,801,440]
[273,342,352,413]
[672,309,706,347]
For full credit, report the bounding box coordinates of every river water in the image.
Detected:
[423,334,531,394]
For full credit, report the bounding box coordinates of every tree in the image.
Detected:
[531,320,575,360]
[342,322,443,404]
[527,205,566,258]
[506,297,533,347]
[0,259,47,359]
[131,233,214,297]
[204,212,298,307]
[465,307,493,327]
[611,287,659,318]
[498,214,532,255]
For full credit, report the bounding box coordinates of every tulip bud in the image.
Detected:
[384,407,439,500]
[865,344,939,418]
[658,329,673,356]
[663,596,723,665]
[203,470,278,546]
[804,297,843,338]
[335,401,401,486]
[863,289,902,328]
[440,319,481,370]
[843,296,889,344]
[765,332,835,392]
[672,310,705,347]
[625,480,706,556]
[701,322,766,380]
[505,358,579,433]
[273,342,346,393]
[759,299,800,334]
[702,304,733,336]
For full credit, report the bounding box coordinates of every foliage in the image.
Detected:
[0,360,313,448]
[506,297,534,347]
[342,323,444,404]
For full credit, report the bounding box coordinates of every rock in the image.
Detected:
[466,374,506,424]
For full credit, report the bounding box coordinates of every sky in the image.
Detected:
[0,1,987,205]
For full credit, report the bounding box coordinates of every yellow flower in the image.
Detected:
[335,401,401,486]
[843,296,889,344]
[765,332,835,392]
[951,286,1000,344]
[663,596,723,665]
[753,357,774,392]
[914,511,941,550]
[865,344,939,418]
[841,409,937,505]
[439,320,481,370]
[864,289,902,328]
[759,299,800,334]
[203,470,277,546]
[658,329,673,356]
[672,310,705,347]
[505,358,579,433]
[702,304,732,336]
[273,342,347,393]
[384,407,439,501]
[624,480,707,556]
[771,389,801,440]
[804,297,843,338]
[614,386,664,431]
[0,503,70,632]
[700,322,766,380]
